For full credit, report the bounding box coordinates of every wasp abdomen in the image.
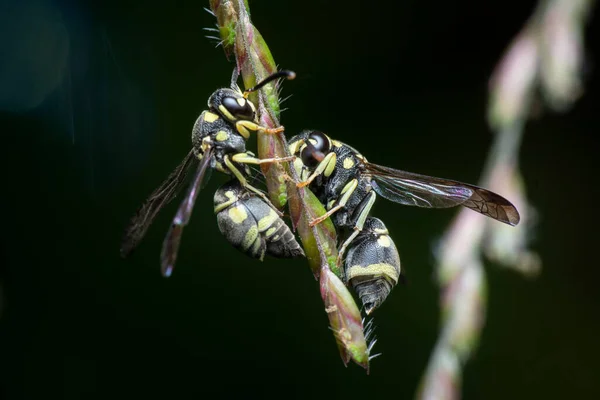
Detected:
[343,217,401,314]
[214,181,304,261]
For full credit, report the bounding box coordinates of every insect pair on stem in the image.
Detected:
[121,69,520,315]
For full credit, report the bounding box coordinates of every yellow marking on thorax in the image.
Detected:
[228,205,248,224]
[347,263,400,282]
[215,130,229,141]
[343,157,355,169]
[236,98,246,107]
[377,235,391,248]
[204,112,219,123]
[257,210,279,232]
[332,140,343,148]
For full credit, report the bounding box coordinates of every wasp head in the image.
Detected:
[208,88,257,124]
[298,130,332,169]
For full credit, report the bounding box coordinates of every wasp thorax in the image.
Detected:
[300,131,331,168]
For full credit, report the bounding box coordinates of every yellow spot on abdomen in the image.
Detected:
[242,226,258,251]
[343,157,355,169]
[258,210,279,232]
[228,206,248,224]
[377,235,391,248]
[204,112,219,123]
[265,227,277,237]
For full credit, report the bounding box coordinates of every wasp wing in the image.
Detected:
[365,162,520,226]
[120,150,196,258]
[161,148,213,277]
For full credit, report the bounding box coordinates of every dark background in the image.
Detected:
[1,0,599,398]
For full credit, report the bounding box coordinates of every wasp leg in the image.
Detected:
[309,179,358,227]
[235,120,285,138]
[297,152,337,188]
[230,153,296,165]
[224,155,284,216]
[336,191,377,269]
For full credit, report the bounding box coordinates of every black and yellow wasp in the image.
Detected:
[289,130,520,314]
[120,70,303,277]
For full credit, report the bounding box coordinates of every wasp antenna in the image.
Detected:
[243,70,296,96]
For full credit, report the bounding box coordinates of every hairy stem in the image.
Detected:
[209,0,370,370]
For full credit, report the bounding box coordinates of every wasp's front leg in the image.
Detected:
[296,152,337,188]
[235,120,285,138]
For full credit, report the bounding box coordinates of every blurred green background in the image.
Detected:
[1,0,599,398]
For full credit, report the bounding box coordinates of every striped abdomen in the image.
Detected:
[214,180,304,260]
[343,217,401,314]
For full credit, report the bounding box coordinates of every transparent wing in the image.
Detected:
[365,162,520,226]
[160,148,213,277]
[120,150,196,258]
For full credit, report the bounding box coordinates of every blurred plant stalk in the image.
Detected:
[209,0,371,370]
[418,0,594,398]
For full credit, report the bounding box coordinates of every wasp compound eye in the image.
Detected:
[300,145,323,168]
[300,131,330,168]
[222,96,254,120]
[308,131,331,154]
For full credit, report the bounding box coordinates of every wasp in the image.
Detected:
[214,179,303,259]
[288,130,520,314]
[120,70,303,277]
